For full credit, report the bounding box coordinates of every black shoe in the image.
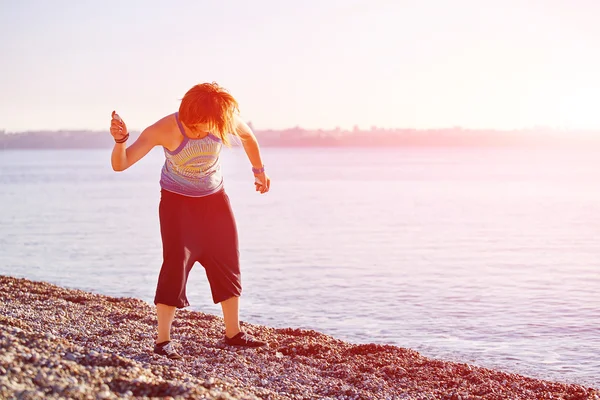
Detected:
[153,341,182,360]
[224,332,267,348]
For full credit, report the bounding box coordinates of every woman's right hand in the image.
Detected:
[110,111,128,141]
[254,172,271,194]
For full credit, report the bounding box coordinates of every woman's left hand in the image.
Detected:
[254,172,271,194]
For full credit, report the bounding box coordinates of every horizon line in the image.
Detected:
[3,126,600,135]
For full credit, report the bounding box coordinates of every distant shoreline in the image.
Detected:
[1,128,599,150]
[1,275,598,399]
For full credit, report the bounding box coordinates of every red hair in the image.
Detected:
[178,82,239,145]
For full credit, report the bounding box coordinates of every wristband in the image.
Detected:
[252,165,265,174]
[115,133,129,144]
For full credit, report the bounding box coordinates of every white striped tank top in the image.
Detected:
[159,112,223,197]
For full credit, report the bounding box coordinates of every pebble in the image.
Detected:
[74,385,86,393]
[96,390,112,399]
[203,377,216,388]
[0,275,598,400]
[33,371,49,386]
[29,353,39,363]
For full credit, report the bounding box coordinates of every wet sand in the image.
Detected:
[0,275,598,399]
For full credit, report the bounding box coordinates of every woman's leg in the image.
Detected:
[154,189,194,346]
[156,303,177,343]
[200,191,243,337]
[220,294,266,346]
[200,191,265,346]
[220,295,241,338]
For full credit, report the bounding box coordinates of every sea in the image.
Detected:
[0,146,598,388]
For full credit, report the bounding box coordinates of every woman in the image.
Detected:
[109,82,271,359]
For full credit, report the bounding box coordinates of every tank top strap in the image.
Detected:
[175,112,190,139]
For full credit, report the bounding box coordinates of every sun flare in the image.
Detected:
[558,87,600,130]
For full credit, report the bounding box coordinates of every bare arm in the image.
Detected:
[110,113,162,172]
[234,114,264,170]
[234,114,270,193]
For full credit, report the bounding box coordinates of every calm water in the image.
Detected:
[0,147,599,388]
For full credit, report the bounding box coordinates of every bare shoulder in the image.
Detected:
[233,114,253,140]
[233,113,246,127]
[146,113,177,134]
[141,113,179,146]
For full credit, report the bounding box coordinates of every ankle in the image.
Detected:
[225,329,241,339]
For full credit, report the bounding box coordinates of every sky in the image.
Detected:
[1,0,600,132]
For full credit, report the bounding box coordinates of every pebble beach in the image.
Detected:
[0,275,598,400]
